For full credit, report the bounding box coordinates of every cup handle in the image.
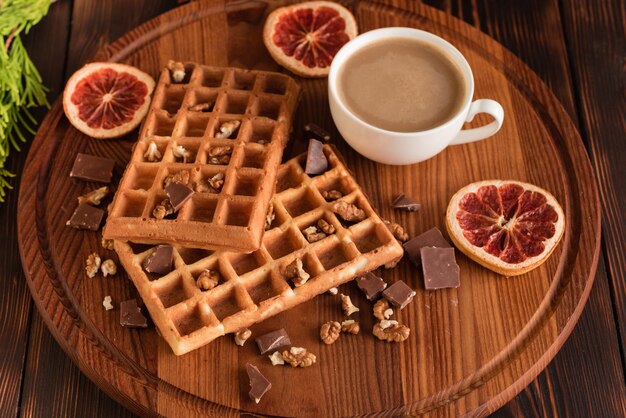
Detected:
[450,99,504,145]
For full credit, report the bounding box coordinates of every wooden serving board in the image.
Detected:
[17,0,600,416]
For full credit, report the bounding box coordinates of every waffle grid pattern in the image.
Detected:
[115,146,405,355]
[104,64,300,251]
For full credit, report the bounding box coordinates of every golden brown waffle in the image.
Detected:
[115,146,404,355]
[103,63,300,252]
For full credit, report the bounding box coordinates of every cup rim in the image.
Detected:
[328,27,475,137]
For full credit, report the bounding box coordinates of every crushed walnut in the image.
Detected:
[284,258,310,287]
[321,189,343,201]
[373,299,394,321]
[207,145,232,165]
[234,328,251,346]
[173,144,192,163]
[265,203,275,231]
[302,225,326,243]
[269,351,285,366]
[327,287,338,295]
[317,219,335,235]
[207,172,225,191]
[320,321,341,345]
[340,294,360,316]
[167,60,185,83]
[195,172,224,193]
[282,347,316,368]
[215,120,241,139]
[189,102,213,112]
[384,220,409,242]
[78,186,109,206]
[101,238,114,251]
[153,199,174,219]
[331,200,366,222]
[85,252,101,278]
[341,320,360,335]
[101,259,117,277]
[163,170,190,188]
[373,320,410,342]
[102,296,114,311]
[196,269,220,290]
[144,141,162,162]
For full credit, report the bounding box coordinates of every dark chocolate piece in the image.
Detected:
[403,227,451,267]
[304,138,328,175]
[70,153,115,183]
[356,272,387,300]
[246,363,272,404]
[66,203,104,231]
[142,245,173,275]
[120,299,148,328]
[391,193,421,212]
[255,328,291,355]
[421,247,460,290]
[382,280,416,309]
[165,182,194,211]
[304,122,331,143]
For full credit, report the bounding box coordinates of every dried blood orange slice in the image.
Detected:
[63,62,155,139]
[263,1,358,78]
[446,180,565,276]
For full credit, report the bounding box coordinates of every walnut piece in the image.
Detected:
[373,320,410,342]
[317,219,335,235]
[102,296,114,311]
[327,287,338,295]
[189,102,213,112]
[195,172,224,193]
[85,252,101,278]
[384,220,409,242]
[215,120,241,139]
[265,203,275,231]
[268,351,285,366]
[101,238,114,251]
[234,328,251,346]
[373,299,394,321]
[144,141,162,162]
[341,320,360,335]
[153,199,174,219]
[320,321,341,345]
[340,294,359,316]
[207,172,224,191]
[321,189,343,201]
[284,258,310,287]
[101,259,117,277]
[173,144,192,163]
[78,186,109,206]
[167,60,185,83]
[196,269,220,290]
[332,201,366,222]
[207,145,232,165]
[163,170,190,188]
[302,225,326,243]
[282,347,316,368]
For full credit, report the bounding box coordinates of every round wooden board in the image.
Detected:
[17,0,600,416]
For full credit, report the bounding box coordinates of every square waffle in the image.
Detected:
[103,63,300,252]
[115,145,405,355]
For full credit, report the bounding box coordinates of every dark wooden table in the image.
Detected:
[1,0,624,416]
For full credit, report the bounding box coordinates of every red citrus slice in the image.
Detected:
[446,180,565,276]
[63,62,155,139]
[263,1,358,78]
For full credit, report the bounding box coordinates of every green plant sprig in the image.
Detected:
[0,0,51,202]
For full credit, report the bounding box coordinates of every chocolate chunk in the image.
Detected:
[421,247,460,290]
[246,363,272,404]
[120,299,148,328]
[383,280,416,309]
[66,203,104,231]
[356,272,387,300]
[304,138,328,175]
[70,153,115,183]
[255,328,291,355]
[164,182,194,211]
[403,227,451,267]
[391,193,421,212]
[304,122,331,143]
[142,245,173,275]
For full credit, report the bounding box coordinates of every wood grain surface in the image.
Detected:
[1,0,624,417]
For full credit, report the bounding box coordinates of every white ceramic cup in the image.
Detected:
[328,27,504,165]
